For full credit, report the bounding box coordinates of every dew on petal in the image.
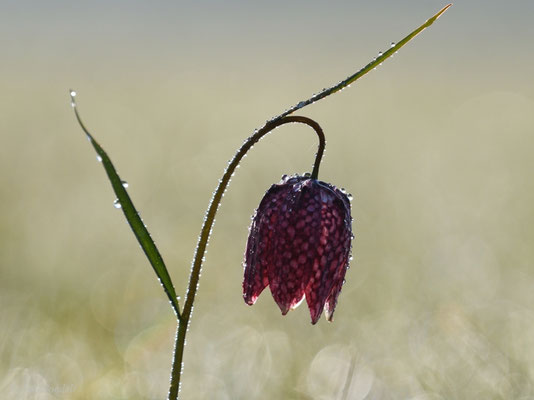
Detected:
[242,175,353,324]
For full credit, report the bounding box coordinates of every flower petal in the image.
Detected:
[243,184,285,305]
[305,182,352,324]
[267,180,321,315]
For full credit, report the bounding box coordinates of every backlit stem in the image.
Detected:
[168,4,452,396]
[168,115,325,399]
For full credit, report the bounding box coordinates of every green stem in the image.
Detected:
[168,4,452,396]
[168,115,325,399]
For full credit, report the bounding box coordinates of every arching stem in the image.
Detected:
[168,115,325,399]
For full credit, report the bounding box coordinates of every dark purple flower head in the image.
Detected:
[243,174,353,324]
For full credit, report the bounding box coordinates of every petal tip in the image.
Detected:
[243,294,258,306]
[310,308,323,324]
[325,310,334,322]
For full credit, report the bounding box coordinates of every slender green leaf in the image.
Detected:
[70,91,182,321]
[279,4,452,119]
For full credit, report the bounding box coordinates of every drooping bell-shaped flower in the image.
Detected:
[243,175,353,324]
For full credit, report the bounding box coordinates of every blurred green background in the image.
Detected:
[2,1,534,398]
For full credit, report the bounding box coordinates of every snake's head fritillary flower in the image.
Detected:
[243,175,353,324]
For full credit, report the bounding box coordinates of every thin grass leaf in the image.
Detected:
[278,4,452,119]
[69,90,182,321]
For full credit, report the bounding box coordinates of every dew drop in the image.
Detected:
[96,155,103,162]
[297,101,306,108]
[121,180,129,188]
[347,193,353,201]
[69,90,77,108]
[390,42,396,48]
[113,199,122,209]
[378,51,383,57]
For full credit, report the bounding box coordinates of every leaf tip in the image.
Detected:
[435,4,453,20]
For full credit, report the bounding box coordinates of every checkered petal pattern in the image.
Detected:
[243,175,352,324]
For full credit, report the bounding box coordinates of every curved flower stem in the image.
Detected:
[168,5,451,397]
[168,115,325,399]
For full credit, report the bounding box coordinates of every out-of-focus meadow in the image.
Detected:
[2,1,534,398]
